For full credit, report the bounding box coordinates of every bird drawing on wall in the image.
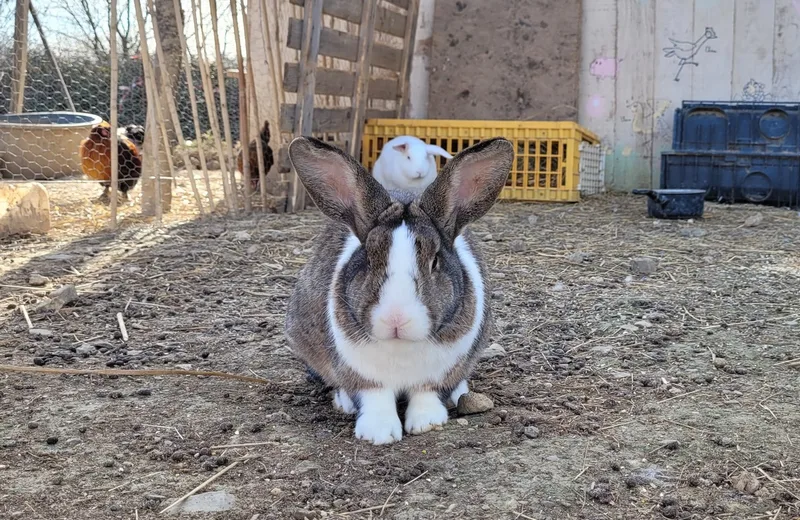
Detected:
[663,27,718,82]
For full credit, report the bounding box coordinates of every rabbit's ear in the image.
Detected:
[420,138,514,239]
[426,144,453,159]
[392,143,408,153]
[289,137,391,242]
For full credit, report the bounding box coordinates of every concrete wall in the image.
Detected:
[578,0,800,191]
[427,0,582,121]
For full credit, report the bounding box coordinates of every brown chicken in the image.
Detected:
[236,120,274,192]
[79,121,143,203]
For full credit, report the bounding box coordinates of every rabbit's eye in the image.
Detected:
[430,255,439,273]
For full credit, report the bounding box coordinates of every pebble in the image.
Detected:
[103,460,115,467]
[36,284,78,311]
[455,418,469,426]
[634,320,653,328]
[29,329,53,337]
[28,273,49,286]
[567,251,592,264]
[527,215,539,225]
[270,487,283,496]
[136,388,153,396]
[509,240,525,252]
[233,231,252,241]
[743,213,764,227]
[28,422,39,429]
[457,392,494,415]
[630,257,658,275]
[170,451,187,462]
[680,227,707,238]
[480,343,507,360]
[552,281,567,292]
[46,436,58,445]
[76,344,96,357]
[713,357,728,368]
[523,426,541,439]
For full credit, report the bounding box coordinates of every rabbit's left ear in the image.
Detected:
[420,138,514,239]
[289,137,392,242]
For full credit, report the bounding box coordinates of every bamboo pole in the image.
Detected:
[146,0,205,217]
[29,1,75,112]
[108,0,119,228]
[11,0,30,113]
[133,0,176,222]
[190,0,236,214]
[242,0,268,210]
[208,0,239,210]
[230,0,252,213]
[172,0,215,211]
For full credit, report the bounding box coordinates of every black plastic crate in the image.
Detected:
[661,151,800,207]
[672,101,800,153]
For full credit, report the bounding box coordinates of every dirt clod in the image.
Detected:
[45,436,58,445]
[731,471,761,494]
[457,392,494,415]
[630,257,658,275]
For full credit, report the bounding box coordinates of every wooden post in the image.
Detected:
[242,0,269,210]
[29,1,75,112]
[134,0,176,222]
[173,0,215,211]
[230,0,252,213]
[208,0,239,210]
[348,0,378,158]
[108,0,119,229]
[191,0,235,213]
[289,0,323,212]
[11,0,30,113]
[147,0,205,217]
[396,0,420,118]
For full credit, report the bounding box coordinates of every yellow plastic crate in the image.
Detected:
[361,119,600,202]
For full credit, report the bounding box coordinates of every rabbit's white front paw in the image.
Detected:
[448,380,469,407]
[404,391,449,434]
[333,389,356,414]
[354,389,401,445]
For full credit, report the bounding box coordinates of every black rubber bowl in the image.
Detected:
[631,188,706,219]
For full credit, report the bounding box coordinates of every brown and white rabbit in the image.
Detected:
[285,136,514,445]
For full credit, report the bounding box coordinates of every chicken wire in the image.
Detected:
[0,0,256,229]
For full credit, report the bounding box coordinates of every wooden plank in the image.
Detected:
[384,0,409,9]
[396,0,419,117]
[612,0,655,191]
[288,0,407,37]
[287,17,403,71]
[731,0,775,101]
[348,0,378,157]
[290,0,324,212]
[283,63,398,99]
[650,0,694,187]
[690,0,734,100]
[11,0,30,112]
[280,105,395,133]
[772,0,800,101]
[577,0,616,182]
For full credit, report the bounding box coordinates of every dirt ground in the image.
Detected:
[1,180,799,520]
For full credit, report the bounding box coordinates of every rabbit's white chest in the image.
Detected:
[328,232,484,390]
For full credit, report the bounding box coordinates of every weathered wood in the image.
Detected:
[242,0,269,211]
[230,0,251,213]
[288,0,407,37]
[280,105,395,134]
[773,0,800,101]
[396,0,419,117]
[287,17,403,71]
[651,0,693,186]
[348,0,378,157]
[690,0,734,100]
[384,0,409,9]
[283,63,398,99]
[612,0,655,190]
[108,0,119,228]
[209,0,239,213]
[175,0,215,211]
[290,0,324,212]
[11,0,30,113]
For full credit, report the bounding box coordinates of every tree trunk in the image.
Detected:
[141,0,183,215]
[11,0,31,113]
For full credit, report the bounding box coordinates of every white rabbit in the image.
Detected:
[285,136,514,445]
[371,135,453,194]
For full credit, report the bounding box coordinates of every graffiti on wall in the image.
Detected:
[662,27,718,82]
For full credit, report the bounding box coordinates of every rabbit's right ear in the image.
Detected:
[289,137,392,242]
